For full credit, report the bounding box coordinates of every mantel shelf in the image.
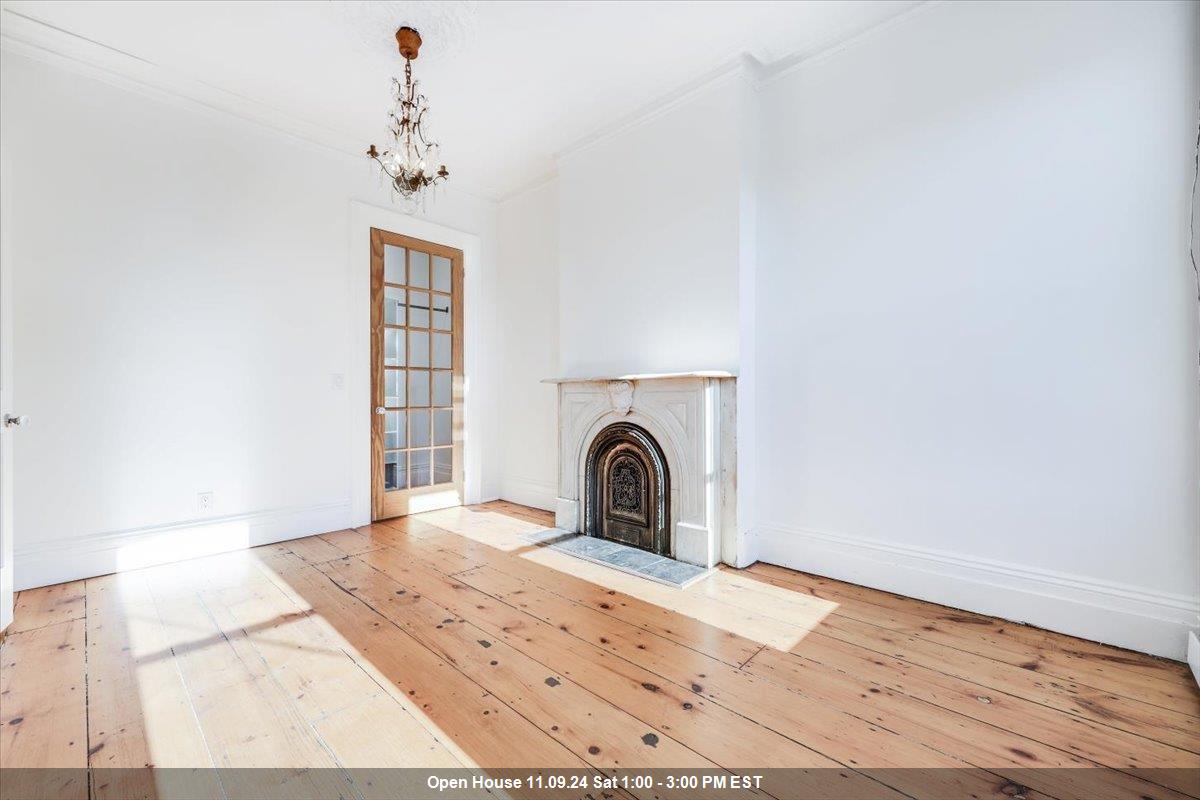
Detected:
[542,370,736,384]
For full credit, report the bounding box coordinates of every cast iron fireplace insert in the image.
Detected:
[583,422,670,556]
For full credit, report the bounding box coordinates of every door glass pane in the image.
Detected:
[432,332,451,368]
[411,449,431,486]
[384,245,405,284]
[385,451,407,490]
[385,286,406,326]
[385,410,406,449]
[408,369,429,407]
[433,447,452,485]
[385,328,405,367]
[385,369,405,407]
[432,371,451,407]
[432,294,451,331]
[433,408,452,446]
[410,290,430,328]
[378,238,457,502]
[409,330,429,368]
[410,250,429,289]
[432,255,451,292]
[410,409,430,447]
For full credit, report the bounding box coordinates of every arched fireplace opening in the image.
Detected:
[584,422,671,556]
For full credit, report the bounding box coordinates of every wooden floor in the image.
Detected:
[1,501,1198,800]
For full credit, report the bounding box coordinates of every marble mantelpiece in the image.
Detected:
[546,372,737,569]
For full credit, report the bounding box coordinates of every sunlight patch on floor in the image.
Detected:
[518,546,838,652]
[93,552,477,770]
[87,517,836,769]
[97,570,219,773]
[415,506,550,552]
[225,581,468,768]
[696,568,840,631]
[406,508,840,651]
[250,559,479,769]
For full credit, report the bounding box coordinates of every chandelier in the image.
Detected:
[367,26,449,209]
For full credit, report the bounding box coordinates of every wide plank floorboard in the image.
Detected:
[2,502,1197,800]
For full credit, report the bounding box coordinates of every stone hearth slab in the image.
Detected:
[546,534,710,589]
[519,527,575,545]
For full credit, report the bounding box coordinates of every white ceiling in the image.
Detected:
[0,0,921,199]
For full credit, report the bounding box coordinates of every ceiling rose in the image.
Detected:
[328,1,478,65]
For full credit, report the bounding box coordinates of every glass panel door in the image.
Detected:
[370,230,463,519]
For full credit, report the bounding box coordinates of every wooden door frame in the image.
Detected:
[369,229,464,520]
[347,201,484,528]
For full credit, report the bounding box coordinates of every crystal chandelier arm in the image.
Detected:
[414,118,436,149]
[367,150,399,180]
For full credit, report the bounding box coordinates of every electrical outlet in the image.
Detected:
[197,491,214,515]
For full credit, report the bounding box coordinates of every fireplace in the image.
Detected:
[545,371,739,569]
[585,422,670,556]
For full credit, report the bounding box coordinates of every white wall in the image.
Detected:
[493,72,759,517]
[491,0,1199,658]
[556,76,746,378]
[1,49,501,588]
[496,179,560,510]
[498,70,762,535]
[756,0,1200,658]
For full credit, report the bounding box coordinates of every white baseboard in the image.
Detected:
[734,527,759,569]
[1188,631,1200,687]
[499,475,557,513]
[757,521,1199,661]
[14,501,352,590]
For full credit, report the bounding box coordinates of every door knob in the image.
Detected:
[3,414,29,428]
[375,407,386,415]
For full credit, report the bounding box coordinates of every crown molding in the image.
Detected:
[0,7,503,204]
[547,2,933,168]
[0,8,364,157]
[760,0,939,86]
[554,53,764,166]
[500,0,928,201]
[0,2,935,203]
[496,168,560,205]
[498,3,935,196]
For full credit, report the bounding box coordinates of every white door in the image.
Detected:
[0,142,14,632]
